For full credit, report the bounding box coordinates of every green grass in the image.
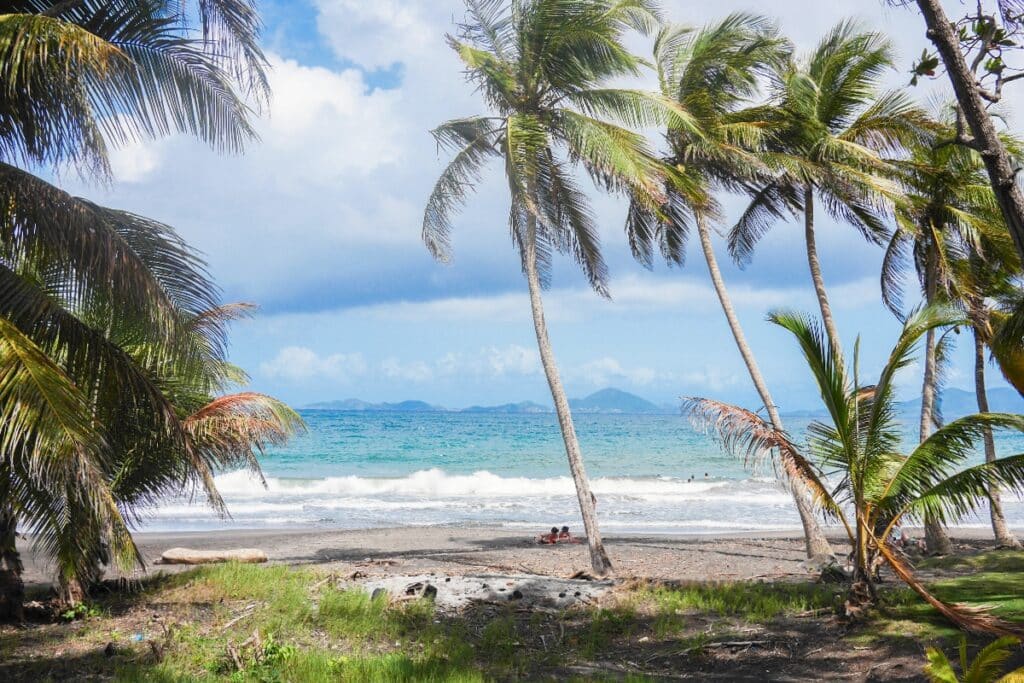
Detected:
[634,581,839,635]
[6,553,1023,682]
[868,550,1024,641]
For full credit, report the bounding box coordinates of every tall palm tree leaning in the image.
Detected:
[624,14,832,558]
[883,113,1023,549]
[727,21,952,552]
[423,0,688,575]
[729,21,922,366]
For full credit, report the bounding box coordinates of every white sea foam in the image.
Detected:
[140,467,1022,534]
[210,468,783,500]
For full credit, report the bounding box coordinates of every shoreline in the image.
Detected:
[19,524,1020,590]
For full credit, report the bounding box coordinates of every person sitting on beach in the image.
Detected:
[538,527,559,544]
[557,526,580,544]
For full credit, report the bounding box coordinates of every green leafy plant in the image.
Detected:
[60,602,102,622]
[925,637,1024,682]
[687,305,1024,635]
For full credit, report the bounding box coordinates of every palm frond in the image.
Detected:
[682,396,844,523]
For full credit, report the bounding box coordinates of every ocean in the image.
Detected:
[145,410,1024,535]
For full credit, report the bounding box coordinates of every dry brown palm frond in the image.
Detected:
[878,541,1024,637]
[682,397,843,521]
[185,393,305,490]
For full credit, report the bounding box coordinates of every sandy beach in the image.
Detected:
[20,525,1017,590]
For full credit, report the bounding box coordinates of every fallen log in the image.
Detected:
[158,548,268,565]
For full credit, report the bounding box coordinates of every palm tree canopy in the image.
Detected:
[727,20,929,266]
[882,110,1022,317]
[423,0,690,296]
[0,0,267,177]
[624,12,790,269]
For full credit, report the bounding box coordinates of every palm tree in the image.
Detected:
[422,0,686,575]
[729,21,925,364]
[883,118,1023,550]
[624,14,832,558]
[687,305,1024,635]
[0,0,277,617]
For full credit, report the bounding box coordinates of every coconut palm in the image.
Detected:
[623,14,833,558]
[422,0,688,575]
[728,21,926,364]
[0,0,276,617]
[883,117,1023,551]
[686,305,1024,635]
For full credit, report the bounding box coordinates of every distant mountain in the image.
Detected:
[569,388,671,414]
[780,387,1024,421]
[305,388,676,414]
[304,398,444,412]
[897,387,1024,420]
[461,401,552,414]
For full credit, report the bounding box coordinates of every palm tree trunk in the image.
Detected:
[0,503,24,621]
[973,325,1021,549]
[919,257,953,555]
[696,214,833,558]
[522,228,612,576]
[803,188,844,365]
[913,0,1024,263]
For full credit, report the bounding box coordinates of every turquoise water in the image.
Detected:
[145,411,1024,534]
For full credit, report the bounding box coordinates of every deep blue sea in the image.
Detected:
[145,411,1024,534]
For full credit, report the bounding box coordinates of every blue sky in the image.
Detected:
[64,0,1024,410]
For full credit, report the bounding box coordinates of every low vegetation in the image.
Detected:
[2,550,1021,681]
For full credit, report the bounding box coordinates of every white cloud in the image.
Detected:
[260,346,367,382]
[380,345,540,383]
[574,357,657,387]
[680,367,742,393]
[484,344,540,376]
[314,0,444,69]
[382,357,435,382]
[354,273,884,324]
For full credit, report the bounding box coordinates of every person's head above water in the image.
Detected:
[561,526,569,534]
[550,526,559,534]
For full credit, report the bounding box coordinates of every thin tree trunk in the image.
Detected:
[803,188,844,365]
[974,324,1021,548]
[913,0,1024,264]
[919,255,953,554]
[696,215,833,558]
[522,227,612,576]
[0,504,24,621]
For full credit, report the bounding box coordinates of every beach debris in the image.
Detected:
[220,602,261,631]
[401,581,438,601]
[358,573,614,612]
[799,553,852,582]
[158,548,267,565]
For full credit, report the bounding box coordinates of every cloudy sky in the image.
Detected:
[65,0,1024,410]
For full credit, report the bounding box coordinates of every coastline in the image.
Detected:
[19,524,1019,590]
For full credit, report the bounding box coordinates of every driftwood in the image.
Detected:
[158,548,268,565]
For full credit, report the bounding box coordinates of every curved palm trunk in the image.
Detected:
[919,252,953,555]
[973,325,1021,548]
[0,504,24,621]
[913,0,1024,264]
[803,188,844,365]
[696,215,832,558]
[522,231,612,576]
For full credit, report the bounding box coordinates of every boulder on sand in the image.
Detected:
[158,548,268,565]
